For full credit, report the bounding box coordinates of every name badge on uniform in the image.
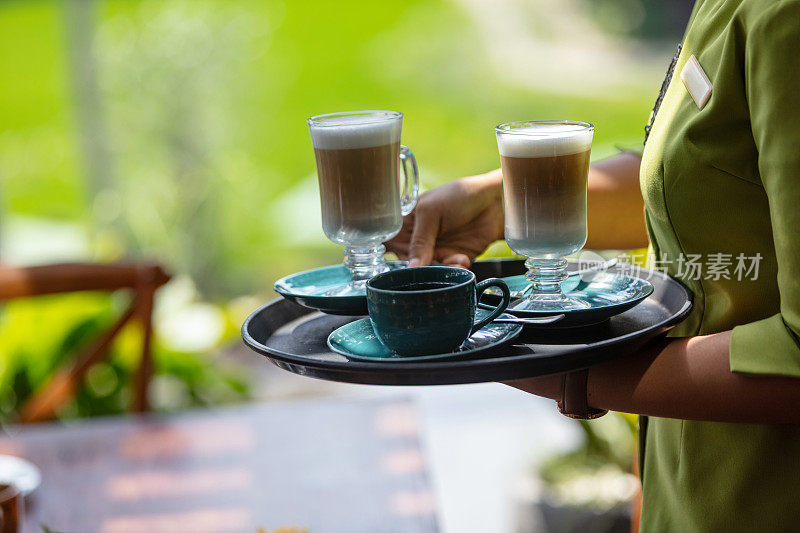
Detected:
[680,55,712,110]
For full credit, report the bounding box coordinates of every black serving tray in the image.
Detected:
[241,259,692,385]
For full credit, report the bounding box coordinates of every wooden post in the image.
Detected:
[132,283,155,413]
[10,262,171,423]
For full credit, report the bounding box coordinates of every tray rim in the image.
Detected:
[243,263,694,376]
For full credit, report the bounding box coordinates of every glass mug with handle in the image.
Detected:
[308,110,419,296]
[496,120,594,311]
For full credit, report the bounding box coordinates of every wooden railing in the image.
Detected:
[0,262,170,423]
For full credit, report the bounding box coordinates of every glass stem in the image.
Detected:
[524,257,568,298]
[344,245,389,286]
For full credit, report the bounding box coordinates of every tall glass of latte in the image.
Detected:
[496,120,594,311]
[308,110,419,296]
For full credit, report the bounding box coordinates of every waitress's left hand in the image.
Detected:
[386,172,504,268]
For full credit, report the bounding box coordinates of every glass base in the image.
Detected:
[325,244,391,297]
[511,256,591,312]
[509,293,591,312]
[324,279,369,297]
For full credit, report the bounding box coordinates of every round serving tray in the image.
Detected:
[242,259,692,385]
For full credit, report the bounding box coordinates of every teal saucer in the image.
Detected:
[327,308,523,362]
[273,262,407,316]
[479,272,654,327]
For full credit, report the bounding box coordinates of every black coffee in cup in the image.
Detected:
[366,266,511,356]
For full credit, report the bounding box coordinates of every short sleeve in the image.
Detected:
[729,1,800,377]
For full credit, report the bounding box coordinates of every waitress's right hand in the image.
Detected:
[386,170,505,268]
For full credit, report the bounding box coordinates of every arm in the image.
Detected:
[586,151,648,250]
[512,5,800,425]
[388,151,648,266]
[507,331,800,424]
[508,138,800,424]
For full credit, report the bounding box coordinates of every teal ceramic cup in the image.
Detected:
[366,266,511,356]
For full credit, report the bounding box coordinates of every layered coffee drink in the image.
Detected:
[495,120,594,311]
[310,115,402,247]
[498,124,592,259]
[307,110,418,296]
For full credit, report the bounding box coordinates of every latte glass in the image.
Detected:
[496,120,594,311]
[308,110,419,296]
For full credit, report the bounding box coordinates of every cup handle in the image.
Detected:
[471,278,511,334]
[399,145,419,216]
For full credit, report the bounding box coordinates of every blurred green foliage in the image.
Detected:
[1,0,668,295]
[539,414,639,486]
[0,0,683,418]
[0,292,250,421]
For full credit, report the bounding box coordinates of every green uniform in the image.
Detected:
[639,0,800,530]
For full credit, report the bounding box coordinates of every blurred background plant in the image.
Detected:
[538,414,639,508]
[0,289,250,421]
[0,0,689,426]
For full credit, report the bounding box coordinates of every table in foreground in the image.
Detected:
[0,397,437,533]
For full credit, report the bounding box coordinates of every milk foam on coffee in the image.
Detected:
[310,114,401,150]
[497,124,593,158]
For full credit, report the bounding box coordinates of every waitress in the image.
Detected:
[388,0,800,529]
